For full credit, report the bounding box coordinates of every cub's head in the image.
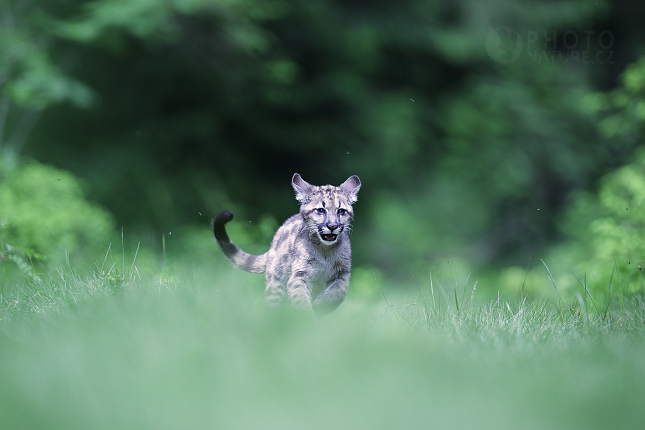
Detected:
[292,173,361,246]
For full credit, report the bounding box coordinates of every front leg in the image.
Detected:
[286,271,314,310]
[312,270,350,315]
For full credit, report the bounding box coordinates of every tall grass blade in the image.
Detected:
[519,258,531,297]
[604,266,615,320]
[130,241,141,276]
[412,275,430,324]
[575,292,588,325]
[121,226,125,273]
[460,272,471,306]
[574,272,599,313]
[451,260,459,291]
[162,233,167,268]
[101,243,112,272]
[541,259,573,319]
[429,273,436,310]
[469,280,478,308]
[454,289,460,314]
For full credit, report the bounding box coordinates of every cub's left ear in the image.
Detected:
[340,175,361,204]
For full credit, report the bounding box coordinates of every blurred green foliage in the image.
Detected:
[0,156,114,267]
[2,0,645,295]
[499,58,645,299]
[566,149,645,291]
[0,218,40,277]
[0,3,95,111]
[591,56,645,142]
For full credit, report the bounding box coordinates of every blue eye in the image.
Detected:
[316,208,325,214]
[337,208,347,215]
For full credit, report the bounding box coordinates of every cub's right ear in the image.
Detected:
[292,173,313,203]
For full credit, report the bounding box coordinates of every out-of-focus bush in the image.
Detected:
[0,157,114,266]
[553,148,645,297]
[498,57,645,301]
[591,57,645,143]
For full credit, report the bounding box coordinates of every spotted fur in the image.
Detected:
[213,173,361,315]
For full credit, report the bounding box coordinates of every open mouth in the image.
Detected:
[320,234,338,242]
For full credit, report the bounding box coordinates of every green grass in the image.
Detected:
[1,256,645,430]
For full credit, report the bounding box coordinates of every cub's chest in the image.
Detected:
[303,256,340,297]
[306,252,346,281]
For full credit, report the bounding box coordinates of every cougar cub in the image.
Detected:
[213,173,361,315]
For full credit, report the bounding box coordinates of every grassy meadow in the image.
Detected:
[1,244,644,430]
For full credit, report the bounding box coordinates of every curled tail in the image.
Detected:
[212,210,267,274]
